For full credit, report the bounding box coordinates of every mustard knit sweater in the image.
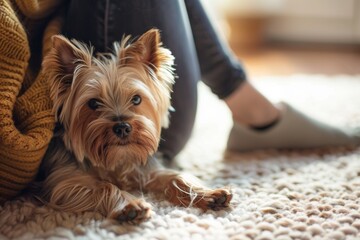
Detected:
[0,0,64,203]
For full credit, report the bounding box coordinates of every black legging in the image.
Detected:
[63,0,247,160]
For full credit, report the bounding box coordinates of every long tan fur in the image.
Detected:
[39,29,232,223]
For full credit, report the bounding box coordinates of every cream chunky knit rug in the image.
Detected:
[1,75,360,240]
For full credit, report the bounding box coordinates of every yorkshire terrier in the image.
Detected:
[39,29,232,224]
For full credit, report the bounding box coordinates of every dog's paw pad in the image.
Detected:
[215,194,227,205]
[112,201,151,224]
[207,189,232,210]
[127,209,138,220]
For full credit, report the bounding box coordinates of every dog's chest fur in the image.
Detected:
[42,136,149,192]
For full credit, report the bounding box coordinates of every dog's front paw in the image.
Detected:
[111,200,151,224]
[198,189,232,211]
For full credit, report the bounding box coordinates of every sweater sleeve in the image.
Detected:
[0,0,60,203]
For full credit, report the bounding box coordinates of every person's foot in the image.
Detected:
[227,102,360,152]
[224,82,280,127]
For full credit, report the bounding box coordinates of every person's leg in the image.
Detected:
[183,0,360,151]
[183,0,279,128]
[63,0,200,160]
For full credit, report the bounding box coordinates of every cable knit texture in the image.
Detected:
[0,0,63,203]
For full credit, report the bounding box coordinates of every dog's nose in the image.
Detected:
[113,122,132,138]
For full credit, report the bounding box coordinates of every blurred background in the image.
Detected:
[202,0,360,78]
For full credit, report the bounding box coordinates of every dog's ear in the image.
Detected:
[42,35,92,91]
[43,35,92,102]
[136,29,161,71]
[118,29,173,73]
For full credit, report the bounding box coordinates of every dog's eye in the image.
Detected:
[88,98,101,110]
[131,95,141,105]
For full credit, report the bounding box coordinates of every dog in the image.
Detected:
[39,29,232,224]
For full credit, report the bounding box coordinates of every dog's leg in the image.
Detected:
[42,167,151,224]
[108,191,152,224]
[145,169,232,211]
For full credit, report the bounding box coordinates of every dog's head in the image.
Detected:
[43,29,175,170]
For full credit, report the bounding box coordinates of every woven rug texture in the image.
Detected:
[1,75,360,240]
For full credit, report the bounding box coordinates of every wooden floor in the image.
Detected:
[231,44,360,78]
